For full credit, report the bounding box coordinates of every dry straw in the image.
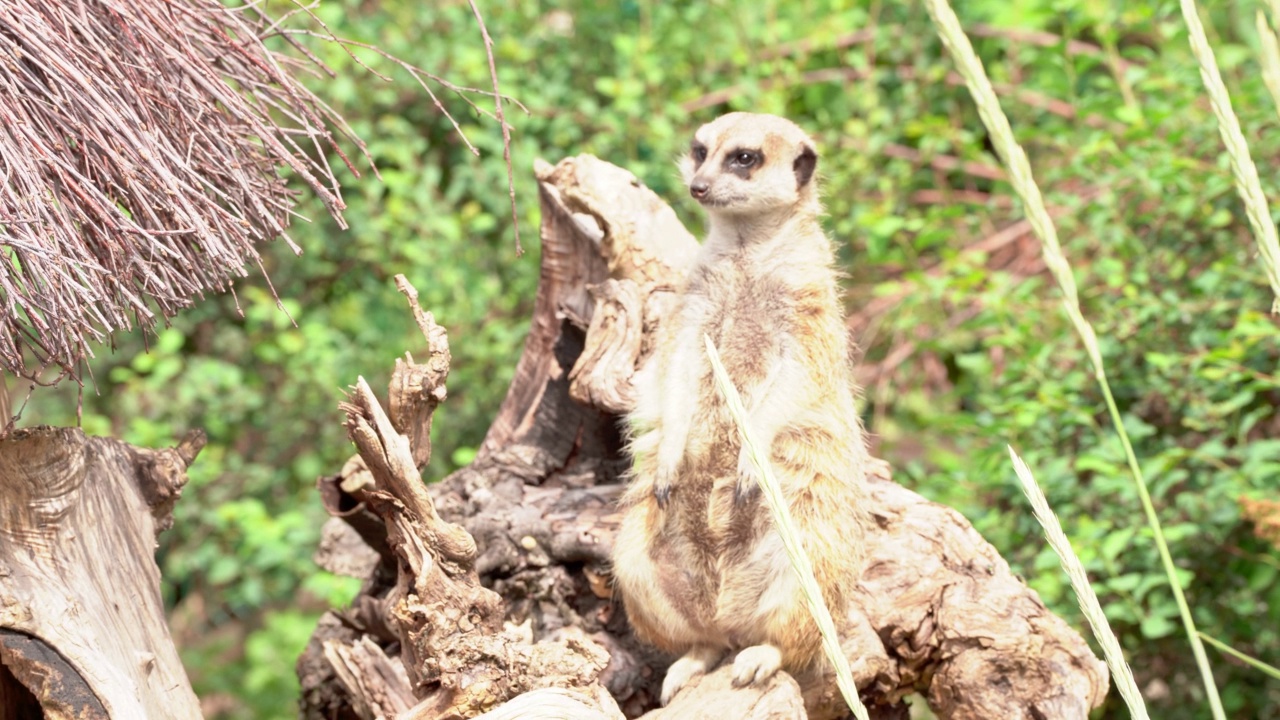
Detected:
[922,0,1227,716]
[0,0,507,386]
[1008,447,1150,720]
[0,1,354,384]
[704,334,869,720]
[0,0,364,382]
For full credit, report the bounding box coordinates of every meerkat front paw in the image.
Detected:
[734,446,762,505]
[731,644,783,687]
[661,646,725,705]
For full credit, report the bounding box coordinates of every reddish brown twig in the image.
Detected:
[875,142,1007,182]
[0,0,359,383]
[761,24,1138,74]
[682,66,1121,132]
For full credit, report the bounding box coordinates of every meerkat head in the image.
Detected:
[679,112,819,220]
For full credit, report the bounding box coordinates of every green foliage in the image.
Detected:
[20,0,1280,717]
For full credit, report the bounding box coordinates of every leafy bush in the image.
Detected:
[23,0,1280,717]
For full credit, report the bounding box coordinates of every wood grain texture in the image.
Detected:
[0,427,204,719]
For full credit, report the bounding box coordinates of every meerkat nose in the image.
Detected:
[690,180,710,199]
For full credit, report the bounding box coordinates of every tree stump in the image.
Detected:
[298,155,1109,720]
[0,427,205,719]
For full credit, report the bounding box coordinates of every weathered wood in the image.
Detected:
[389,276,452,471]
[479,156,696,460]
[637,666,808,720]
[569,279,644,414]
[302,279,622,720]
[531,155,697,288]
[323,636,416,720]
[463,687,622,720]
[300,156,1108,720]
[0,427,205,719]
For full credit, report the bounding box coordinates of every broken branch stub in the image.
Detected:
[328,283,620,720]
[390,274,453,469]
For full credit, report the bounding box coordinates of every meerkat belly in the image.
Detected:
[685,276,790,466]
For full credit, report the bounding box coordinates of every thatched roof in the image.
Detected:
[0,0,363,383]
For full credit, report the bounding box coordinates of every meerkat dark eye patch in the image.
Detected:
[691,141,708,167]
[793,144,817,187]
[724,148,763,178]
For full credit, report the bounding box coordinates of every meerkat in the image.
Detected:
[611,112,871,711]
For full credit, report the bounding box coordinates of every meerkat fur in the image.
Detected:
[611,112,871,710]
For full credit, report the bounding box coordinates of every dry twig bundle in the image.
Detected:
[0,0,367,384]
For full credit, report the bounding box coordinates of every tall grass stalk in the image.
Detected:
[922,1,1227,716]
[1180,0,1280,311]
[1255,10,1280,119]
[1008,447,1150,720]
[703,334,869,720]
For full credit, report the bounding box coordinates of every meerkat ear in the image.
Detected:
[793,144,817,188]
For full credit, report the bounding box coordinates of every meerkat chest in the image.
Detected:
[696,266,791,376]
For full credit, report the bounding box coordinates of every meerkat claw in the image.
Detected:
[735,449,761,505]
[654,482,671,509]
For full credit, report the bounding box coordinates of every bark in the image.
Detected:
[299,155,1109,720]
[0,427,205,720]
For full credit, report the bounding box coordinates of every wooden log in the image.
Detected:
[0,427,205,719]
[299,155,1108,720]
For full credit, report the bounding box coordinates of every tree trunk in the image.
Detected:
[298,155,1109,720]
[0,427,205,720]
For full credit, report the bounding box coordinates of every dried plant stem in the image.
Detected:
[704,334,869,720]
[922,1,1226,717]
[1008,448,1150,720]
[1180,0,1280,312]
[467,0,523,257]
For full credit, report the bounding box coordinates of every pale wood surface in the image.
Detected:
[0,427,204,719]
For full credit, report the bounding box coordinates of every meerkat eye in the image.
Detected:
[691,143,708,163]
[731,151,758,167]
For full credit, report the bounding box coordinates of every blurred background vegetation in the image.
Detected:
[18,0,1280,717]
